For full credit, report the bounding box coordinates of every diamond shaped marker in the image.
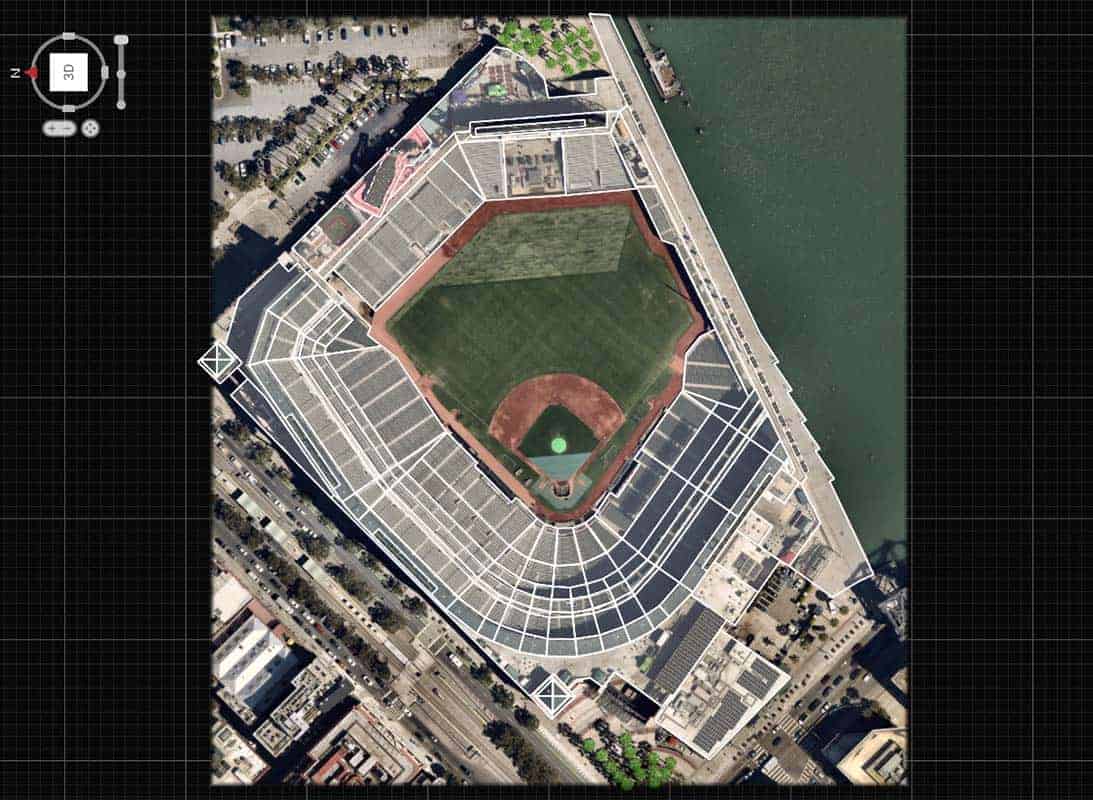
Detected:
[197,340,240,383]
[533,674,573,717]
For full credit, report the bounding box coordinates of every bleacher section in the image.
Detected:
[238,274,784,662]
[563,133,632,192]
[462,139,505,199]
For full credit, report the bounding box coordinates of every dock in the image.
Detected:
[627,17,682,101]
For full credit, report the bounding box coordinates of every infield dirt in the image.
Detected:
[369,190,706,522]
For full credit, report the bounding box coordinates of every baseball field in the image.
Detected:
[381,191,703,517]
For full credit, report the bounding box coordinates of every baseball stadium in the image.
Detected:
[215,25,870,758]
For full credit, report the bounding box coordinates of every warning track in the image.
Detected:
[370,189,706,522]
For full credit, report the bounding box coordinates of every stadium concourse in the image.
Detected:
[207,32,870,759]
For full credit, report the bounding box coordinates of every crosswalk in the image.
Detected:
[761,759,795,783]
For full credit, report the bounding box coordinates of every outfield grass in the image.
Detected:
[433,205,632,286]
[389,208,694,440]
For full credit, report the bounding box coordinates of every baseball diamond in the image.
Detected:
[381,190,703,516]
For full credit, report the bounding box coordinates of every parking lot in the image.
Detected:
[215,18,475,84]
[280,100,407,212]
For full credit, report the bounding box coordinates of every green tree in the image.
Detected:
[582,738,596,754]
[368,601,402,632]
[470,663,494,686]
[490,683,515,709]
[299,533,330,560]
[514,706,539,730]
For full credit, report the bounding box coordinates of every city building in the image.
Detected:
[213,614,301,724]
[301,706,422,785]
[212,717,268,785]
[212,571,252,635]
[836,728,908,786]
[254,660,343,757]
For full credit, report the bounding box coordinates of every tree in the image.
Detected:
[235,81,251,98]
[401,595,425,615]
[514,706,539,730]
[582,738,596,754]
[469,663,493,685]
[369,601,402,632]
[539,18,554,31]
[490,683,515,709]
[589,50,602,64]
[220,418,250,441]
[368,652,391,685]
[338,572,370,601]
[299,533,331,560]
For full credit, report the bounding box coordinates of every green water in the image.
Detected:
[630,18,906,562]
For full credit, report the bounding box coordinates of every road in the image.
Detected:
[589,14,871,597]
[213,406,599,783]
[407,634,601,785]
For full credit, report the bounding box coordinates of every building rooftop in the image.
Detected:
[212,615,299,712]
[837,728,908,786]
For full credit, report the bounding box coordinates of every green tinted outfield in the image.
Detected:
[432,205,632,286]
[388,206,694,438]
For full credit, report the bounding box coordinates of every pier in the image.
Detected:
[627,17,682,101]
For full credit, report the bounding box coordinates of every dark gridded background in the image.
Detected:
[0,1,1085,798]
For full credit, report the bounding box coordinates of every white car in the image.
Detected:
[315,30,323,42]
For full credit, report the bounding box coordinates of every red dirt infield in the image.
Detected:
[367,189,706,523]
[489,372,625,477]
